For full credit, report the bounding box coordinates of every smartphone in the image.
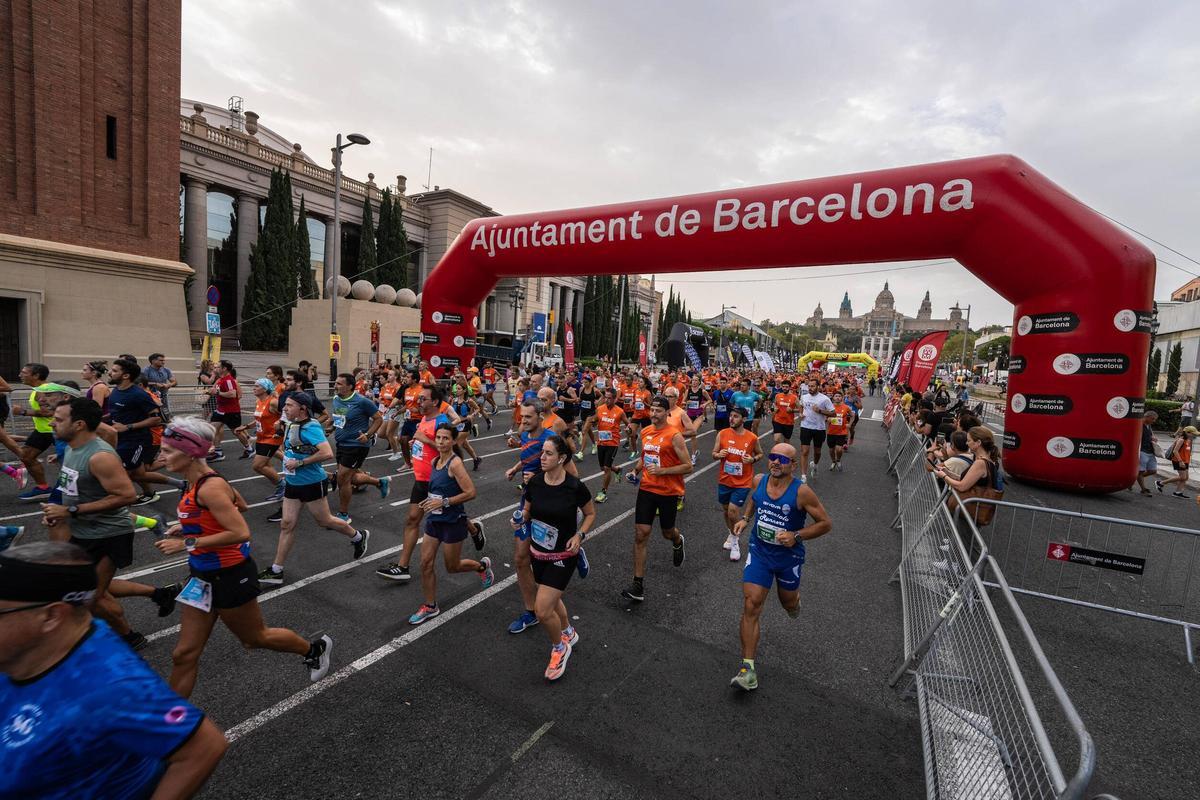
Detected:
[935,432,946,446]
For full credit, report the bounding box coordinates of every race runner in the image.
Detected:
[730,442,832,691]
[713,406,761,562]
[330,372,390,521]
[798,379,835,483]
[236,378,285,502]
[592,387,633,503]
[770,380,799,445]
[826,390,854,472]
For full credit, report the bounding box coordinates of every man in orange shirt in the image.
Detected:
[238,378,284,501]
[592,388,632,503]
[825,390,854,472]
[622,396,692,603]
[481,361,499,413]
[770,381,799,444]
[395,371,424,469]
[713,406,760,562]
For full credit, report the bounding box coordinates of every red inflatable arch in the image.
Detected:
[420,155,1154,492]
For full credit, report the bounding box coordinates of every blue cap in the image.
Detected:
[255,378,275,393]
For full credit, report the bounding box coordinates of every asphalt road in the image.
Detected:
[2,399,924,799]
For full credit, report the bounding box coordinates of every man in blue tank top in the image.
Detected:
[730,442,831,691]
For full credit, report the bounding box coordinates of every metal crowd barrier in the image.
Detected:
[955,499,1200,665]
[886,416,1101,800]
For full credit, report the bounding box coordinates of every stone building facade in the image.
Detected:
[806,283,965,337]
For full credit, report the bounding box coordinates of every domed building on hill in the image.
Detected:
[805,283,966,364]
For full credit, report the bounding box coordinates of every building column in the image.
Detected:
[562,286,575,334]
[235,193,260,327]
[183,177,209,332]
[573,289,583,327]
[323,218,337,297]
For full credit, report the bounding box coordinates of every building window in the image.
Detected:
[206,191,238,321]
[105,116,117,159]
[306,216,325,296]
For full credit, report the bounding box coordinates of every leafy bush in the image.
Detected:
[1145,398,1182,430]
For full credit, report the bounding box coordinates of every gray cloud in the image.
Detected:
[183,0,1200,328]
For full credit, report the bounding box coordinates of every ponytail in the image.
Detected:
[968,426,1001,464]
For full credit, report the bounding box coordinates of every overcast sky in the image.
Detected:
[182,0,1200,329]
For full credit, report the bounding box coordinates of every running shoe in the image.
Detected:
[473,456,482,472]
[133,493,160,506]
[690,453,698,465]
[378,476,391,500]
[376,562,411,581]
[837,463,844,472]
[508,609,539,633]
[1173,491,1188,498]
[673,534,686,567]
[206,450,225,463]
[485,416,492,430]
[266,507,283,523]
[408,603,440,625]
[723,533,736,551]
[150,583,181,617]
[305,634,333,681]
[239,447,254,460]
[352,529,370,559]
[574,451,584,461]
[17,485,51,502]
[0,526,26,552]
[729,540,741,562]
[594,490,607,503]
[563,626,579,648]
[136,513,166,533]
[267,481,285,502]
[591,444,597,455]
[121,631,149,652]
[621,581,645,602]
[479,556,494,588]
[8,465,28,489]
[676,497,685,512]
[730,660,758,691]
[544,640,572,681]
[576,547,590,579]
[470,519,487,552]
[335,512,352,523]
[829,462,836,471]
[257,567,284,586]
[388,452,406,461]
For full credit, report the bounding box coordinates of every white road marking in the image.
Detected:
[511,721,555,762]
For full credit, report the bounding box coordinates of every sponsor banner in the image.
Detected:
[1105,396,1145,420]
[1112,309,1154,334]
[430,311,464,325]
[1051,353,1129,375]
[1045,437,1122,460]
[401,332,421,368]
[887,352,901,381]
[451,335,476,348]
[895,339,919,384]
[1001,431,1020,450]
[564,322,576,371]
[1010,393,1073,415]
[428,354,461,370]
[1007,355,1027,374]
[1015,311,1079,336]
[422,332,440,345]
[906,330,949,392]
[740,344,754,364]
[639,332,648,368]
[1046,542,1146,575]
[530,312,547,343]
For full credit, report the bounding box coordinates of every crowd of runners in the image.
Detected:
[0,353,886,796]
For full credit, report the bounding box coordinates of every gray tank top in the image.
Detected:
[59,437,134,540]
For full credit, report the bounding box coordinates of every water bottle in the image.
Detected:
[511,509,526,537]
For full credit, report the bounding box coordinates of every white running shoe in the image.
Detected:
[388,452,405,461]
[723,533,737,550]
[729,540,741,561]
[829,461,836,471]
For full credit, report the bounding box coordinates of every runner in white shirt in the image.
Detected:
[797,381,834,483]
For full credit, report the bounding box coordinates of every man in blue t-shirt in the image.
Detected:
[730,379,761,426]
[711,376,735,432]
[0,541,226,797]
[330,373,389,521]
[106,358,186,504]
[729,442,831,691]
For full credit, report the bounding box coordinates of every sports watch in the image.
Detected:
[184,537,198,552]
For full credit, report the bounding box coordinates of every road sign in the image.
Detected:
[330,334,342,358]
[206,285,220,306]
[205,312,221,335]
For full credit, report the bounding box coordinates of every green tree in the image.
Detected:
[357,195,377,284]
[1148,346,1162,391]
[597,276,614,358]
[392,197,412,290]
[241,168,297,349]
[294,195,317,301]
[977,335,1011,368]
[1166,341,1183,396]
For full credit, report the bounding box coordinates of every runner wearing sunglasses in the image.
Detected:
[730,442,832,691]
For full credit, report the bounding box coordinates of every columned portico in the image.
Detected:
[183,177,209,331]
[236,192,261,324]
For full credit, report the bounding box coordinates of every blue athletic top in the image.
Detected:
[0,621,204,799]
[711,388,734,419]
[520,427,553,474]
[750,476,808,562]
[731,390,760,420]
[428,455,466,523]
[283,420,328,486]
[330,392,378,448]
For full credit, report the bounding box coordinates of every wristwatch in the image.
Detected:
[441,497,450,509]
[184,537,198,552]
[68,505,79,517]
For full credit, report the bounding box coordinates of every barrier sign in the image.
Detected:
[1046,542,1145,575]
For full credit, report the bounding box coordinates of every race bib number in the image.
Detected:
[723,460,743,477]
[756,520,781,545]
[332,414,346,429]
[530,519,559,550]
[831,415,843,427]
[555,400,564,409]
[716,404,727,413]
[634,401,645,410]
[643,453,660,470]
[598,430,614,442]
[687,400,700,410]
[176,576,213,613]
[57,466,80,496]
[581,400,592,409]
[410,440,424,460]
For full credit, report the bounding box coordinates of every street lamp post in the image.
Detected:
[329,131,371,384]
[508,285,526,365]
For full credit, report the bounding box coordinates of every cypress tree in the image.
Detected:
[241,168,296,350]
[294,195,317,301]
[581,276,595,356]
[598,276,613,359]
[391,196,411,290]
[358,195,377,284]
[1148,347,1162,391]
[375,189,395,285]
[1166,342,1183,396]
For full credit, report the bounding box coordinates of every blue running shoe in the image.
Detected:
[508,609,539,634]
[576,547,590,579]
[378,476,391,500]
[17,485,51,502]
[408,603,440,625]
[0,526,26,552]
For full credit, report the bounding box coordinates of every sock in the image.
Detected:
[633,576,644,589]
[1,465,17,477]
[305,640,322,659]
[167,477,186,489]
[553,641,566,652]
[271,564,283,574]
[36,483,49,490]
[351,531,363,543]
[563,626,574,637]
[134,515,158,529]
[743,658,755,669]
[786,605,800,619]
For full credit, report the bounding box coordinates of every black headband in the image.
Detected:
[0,554,97,604]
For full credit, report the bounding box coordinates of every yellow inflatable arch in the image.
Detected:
[795,351,880,379]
